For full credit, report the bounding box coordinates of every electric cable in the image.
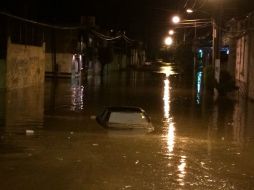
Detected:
[0,11,81,30]
[0,11,137,43]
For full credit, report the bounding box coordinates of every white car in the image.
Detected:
[96,106,154,133]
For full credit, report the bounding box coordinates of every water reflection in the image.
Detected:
[157,65,176,77]
[0,91,5,128]
[70,85,85,111]
[161,66,189,187]
[167,121,175,153]
[163,77,175,154]
[195,70,203,105]
[177,155,187,186]
[2,68,254,189]
[163,79,170,119]
[0,86,44,134]
[232,97,254,145]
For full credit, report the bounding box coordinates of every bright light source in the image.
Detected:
[172,16,180,24]
[168,30,174,35]
[186,9,193,13]
[164,36,173,46]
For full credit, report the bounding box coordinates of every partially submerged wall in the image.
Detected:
[5,86,44,130]
[45,53,72,74]
[247,28,254,99]
[235,35,249,97]
[0,59,6,89]
[6,39,45,89]
[226,14,254,100]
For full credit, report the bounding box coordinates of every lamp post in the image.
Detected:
[173,13,219,62]
[172,9,223,99]
[184,8,222,67]
[171,14,212,49]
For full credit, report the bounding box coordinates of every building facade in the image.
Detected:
[224,12,254,99]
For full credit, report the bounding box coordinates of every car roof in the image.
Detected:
[105,106,145,113]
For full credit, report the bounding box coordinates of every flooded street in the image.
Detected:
[1,65,254,190]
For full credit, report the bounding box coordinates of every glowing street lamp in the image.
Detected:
[172,15,180,24]
[164,36,173,46]
[186,9,194,14]
[168,30,174,35]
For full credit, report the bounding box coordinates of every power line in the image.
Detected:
[0,11,138,44]
[0,11,81,30]
[91,30,122,41]
[0,11,139,43]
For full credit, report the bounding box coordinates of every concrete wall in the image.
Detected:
[6,39,45,89]
[130,49,145,67]
[235,36,249,96]
[0,59,6,89]
[45,52,128,77]
[5,86,44,131]
[108,54,127,71]
[226,15,254,99]
[247,30,254,99]
[226,39,236,78]
[45,53,72,73]
[0,89,5,127]
[56,53,73,73]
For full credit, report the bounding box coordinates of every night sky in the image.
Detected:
[0,0,181,24]
[1,0,254,48]
[0,0,183,48]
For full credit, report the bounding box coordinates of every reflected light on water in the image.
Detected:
[196,70,203,105]
[177,155,187,186]
[167,121,175,152]
[71,85,85,111]
[160,66,176,77]
[163,78,175,154]
[163,79,170,119]
[163,74,186,186]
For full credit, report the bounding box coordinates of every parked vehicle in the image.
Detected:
[96,106,154,133]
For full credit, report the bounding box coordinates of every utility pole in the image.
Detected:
[212,2,223,99]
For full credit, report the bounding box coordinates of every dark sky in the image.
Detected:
[1,0,253,28]
[1,0,254,48]
[0,0,184,47]
[0,1,181,29]
[1,0,180,22]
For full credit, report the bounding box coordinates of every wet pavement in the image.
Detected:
[0,65,254,190]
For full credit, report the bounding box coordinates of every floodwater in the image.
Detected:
[0,64,254,190]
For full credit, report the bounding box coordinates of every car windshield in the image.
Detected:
[108,111,148,125]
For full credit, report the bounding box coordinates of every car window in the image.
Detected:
[108,112,148,125]
[101,110,109,121]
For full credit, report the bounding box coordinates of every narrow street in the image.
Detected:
[0,65,254,190]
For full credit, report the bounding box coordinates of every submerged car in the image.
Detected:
[96,106,154,132]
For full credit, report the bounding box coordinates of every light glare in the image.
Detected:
[186,9,193,13]
[172,16,180,24]
[164,36,173,46]
[169,30,174,35]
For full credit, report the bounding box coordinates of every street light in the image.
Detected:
[168,30,174,35]
[186,9,193,13]
[170,11,221,98]
[172,15,180,24]
[164,36,173,46]
[180,10,219,69]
